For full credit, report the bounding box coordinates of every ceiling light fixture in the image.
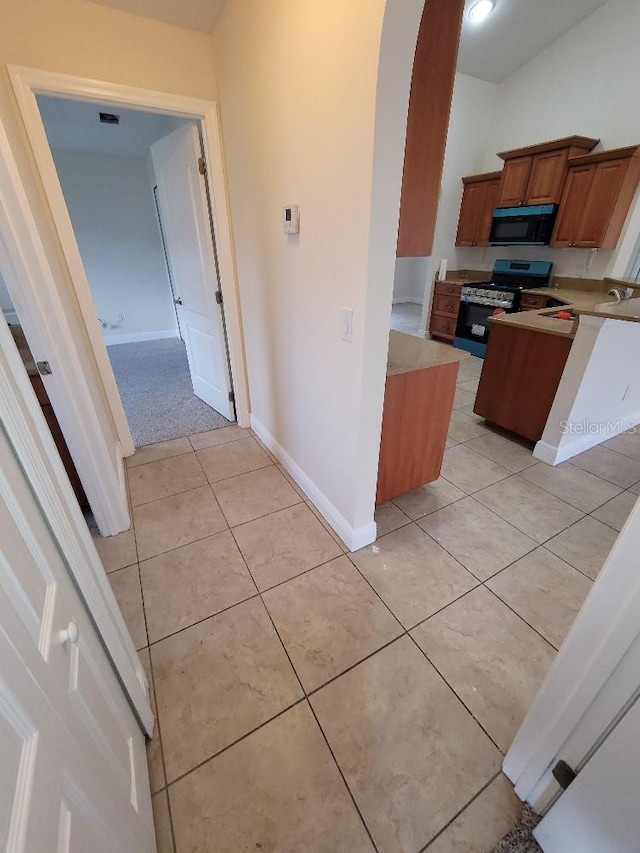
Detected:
[468,0,495,24]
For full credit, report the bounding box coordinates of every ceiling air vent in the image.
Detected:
[99,112,120,125]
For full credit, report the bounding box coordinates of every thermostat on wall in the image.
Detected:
[283,205,300,235]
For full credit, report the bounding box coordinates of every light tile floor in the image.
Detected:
[91,371,640,853]
[390,302,425,338]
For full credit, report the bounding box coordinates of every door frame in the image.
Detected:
[0,109,130,535]
[0,304,153,735]
[8,65,250,444]
[503,495,640,813]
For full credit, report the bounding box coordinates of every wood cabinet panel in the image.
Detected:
[455,172,501,247]
[497,156,533,207]
[397,0,465,257]
[496,137,598,209]
[434,280,464,298]
[429,314,457,340]
[456,182,486,246]
[520,293,547,311]
[551,146,640,250]
[575,159,629,248]
[377,361,459,502]
[551,165,595,248]
[526,149,570,205]
[478,179,500,245]
[474,323,572,442]
[430,281,462,340]
[432,292,461,317]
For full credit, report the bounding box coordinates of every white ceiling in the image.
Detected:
[37,95,186,156]
[87,0,227,32]
[458,0,609,83]
[84,0,609,83]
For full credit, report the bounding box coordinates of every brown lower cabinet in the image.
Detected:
[429,280,462,341]
[377,360,459,503]
[474,323,572,442]
[520,293,548,311]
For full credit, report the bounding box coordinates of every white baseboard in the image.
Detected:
[535,412,640,465]
[392,297,423,305]
[250,415,377,551]
[104,330,179,346]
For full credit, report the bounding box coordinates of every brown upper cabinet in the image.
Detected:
[496,136,599,208]
[551,146,640,249]
[455,171,501,247]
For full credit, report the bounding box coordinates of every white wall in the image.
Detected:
[392,73,498,308]
[0,0,218,502]
[51,149,177,344]
[537,315,640,463]
[392,257,429,303]
[212,0,423,545]
[449,0,640,281]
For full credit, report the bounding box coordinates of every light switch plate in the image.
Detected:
[283,205,300,234]
[341,308,353,342]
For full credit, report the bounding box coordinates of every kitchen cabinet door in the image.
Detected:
[550,164,595,248]
[552,148,640,250]
[526,149,570,205]
[455,181,486,246]
[574,158,630,248]
[497,156,532,207]
[477,178,501,245]
[455,173,501,246]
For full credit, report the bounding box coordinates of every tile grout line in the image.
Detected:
[161,697,308,791]
[130,417,616,846]
[130,455,272,509]
[134,485,305,564]
[418,770,504,852]
[128,467,180,853]
[142,546,348,650]
[339,547,507,757]
[306,698,381,853]
[407,521,581,650]
[213,517,381,851]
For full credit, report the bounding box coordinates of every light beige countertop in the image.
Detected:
[387,331,469,376]
[575,297,640,323]
[437,277,490,286]
[490,308,579,338]
[521,287,613,310]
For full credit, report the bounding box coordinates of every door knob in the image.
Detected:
[173,297,183,306]
[59,622,80,645]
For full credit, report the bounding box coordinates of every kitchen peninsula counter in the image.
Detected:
[490,289,618,339]
[575,296,640,323]
[521,288,614,310]
[387,330,469,374]
[377,332,467,503]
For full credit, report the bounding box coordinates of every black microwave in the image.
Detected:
[489,204,558,246]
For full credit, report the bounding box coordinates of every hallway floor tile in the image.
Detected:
[91,409,633,852]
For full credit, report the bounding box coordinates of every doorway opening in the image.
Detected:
[36,95,235,448]
[0,268,89,510]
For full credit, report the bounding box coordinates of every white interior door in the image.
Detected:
[0,426,154,851]
[151,123,233,419]
[534,696,640,852]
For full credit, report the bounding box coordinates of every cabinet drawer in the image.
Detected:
[430,313,457,339]
[432,292,461,317]
[434,281,463,298]
[520,293,547,310]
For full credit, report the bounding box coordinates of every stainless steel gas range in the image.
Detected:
[453,259,552,357]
